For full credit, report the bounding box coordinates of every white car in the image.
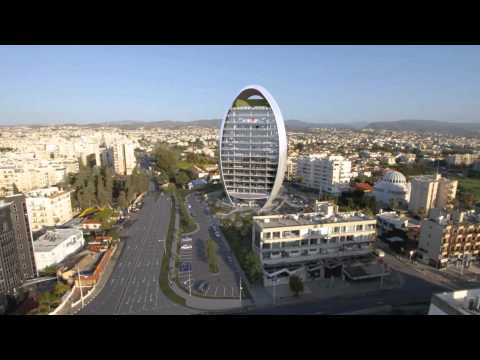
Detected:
[181,244,192,250]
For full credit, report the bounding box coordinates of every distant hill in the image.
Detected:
[86,119,356,130]
[365,120,480,136]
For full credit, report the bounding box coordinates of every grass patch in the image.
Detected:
[159,195,186,306]
[177,161,193,170]
[457,177,480,202]
[176,190,197,234]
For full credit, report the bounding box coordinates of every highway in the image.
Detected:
[79,192,196,315]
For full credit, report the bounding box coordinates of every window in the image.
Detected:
[273,232,280,239]
[301,239,309,246]
[310,239,318,245]
[356,225,363,231]
[264,232,271,239]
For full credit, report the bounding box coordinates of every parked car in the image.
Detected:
[194,280,209,294]
[181,244,193,250]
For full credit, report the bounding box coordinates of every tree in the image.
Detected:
[175,171,190,188]
[289,275,304,297]
[52,282,70,298]
[242,251,263,283]
[38,291,56,313]
[206,239,219,273]
[118,190,128,209]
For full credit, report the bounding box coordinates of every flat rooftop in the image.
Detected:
[255,212,376,229]
[34,228,82,252]
[432,288,480,315]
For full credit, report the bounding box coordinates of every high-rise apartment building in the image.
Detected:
[0,196,38,296]
[219,85,287,209]
[0,201,22,296]
[26,187,74,232]
[296,154,352,195]
[4,195,37,280]
[408,174,458,215]
[107,142,137,176]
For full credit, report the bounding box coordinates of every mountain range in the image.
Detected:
[365,120,480,136]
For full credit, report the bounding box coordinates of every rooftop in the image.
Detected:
[255,211,376,229]
[432,288,480,315]
[34,228,83,252]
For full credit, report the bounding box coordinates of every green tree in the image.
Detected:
[242,251,263,283]
[289,275,304,297]
[152,143,179,181]
[118,190,128,209]
[206,239,219,273]
[175,171,190,188]
[38,291,56,313]
[52,282,70,298]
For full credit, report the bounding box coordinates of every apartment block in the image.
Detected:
[26,187,74,232]
[296,154,352,195]
[252,202,376,286]
[417,209,480,268]
[409,174,458,215]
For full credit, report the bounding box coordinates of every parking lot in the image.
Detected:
[176,193,241,298]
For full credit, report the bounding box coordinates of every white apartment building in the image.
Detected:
[33,229,84,270]
[296,154,352,195]
[26,187,74,232]
[252,202,377,286]
[446,153,479,166]
[408,174,458,215]
[107,142,137,176]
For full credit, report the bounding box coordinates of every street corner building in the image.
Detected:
[218,85,287,210]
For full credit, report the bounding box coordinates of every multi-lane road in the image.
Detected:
[79,192,196,315]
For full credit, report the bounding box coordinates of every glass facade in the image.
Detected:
[219,85,287,209]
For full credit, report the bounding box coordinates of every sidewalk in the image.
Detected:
[57,241,124,315]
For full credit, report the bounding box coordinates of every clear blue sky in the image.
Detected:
[0,45,479,125]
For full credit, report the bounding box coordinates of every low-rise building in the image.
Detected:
[428,288,480,315]
[33,229,85,270]
[252,203,377,286]
[376,211,409,238]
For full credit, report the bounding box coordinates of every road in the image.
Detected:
[237,271,447,314]
[79,192,196,315]
[179,193,240,298]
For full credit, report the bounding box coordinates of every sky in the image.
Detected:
[0,45,479,125]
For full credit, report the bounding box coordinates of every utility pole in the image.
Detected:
[272,277,277,305]
[239,277,242,303]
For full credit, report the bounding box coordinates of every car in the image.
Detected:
[181,244,192,250]
[188,204,192,209]
[180,262,192,272]
[194,280,209,294]
[183,279,193,287]
[182,236,192,243]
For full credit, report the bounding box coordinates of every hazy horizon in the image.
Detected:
[1,45,480,125]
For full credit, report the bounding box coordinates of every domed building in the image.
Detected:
[373,170,411,208]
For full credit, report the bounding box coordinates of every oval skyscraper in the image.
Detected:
[219,85,287,210]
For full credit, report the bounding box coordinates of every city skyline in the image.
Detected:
[1,45,480,125]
